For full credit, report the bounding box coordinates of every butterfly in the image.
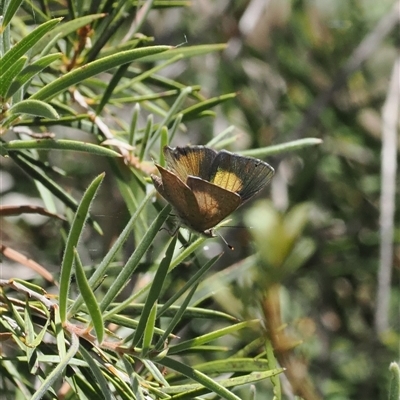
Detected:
[151,145,274,238]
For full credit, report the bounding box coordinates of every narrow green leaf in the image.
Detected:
[209,135,237,150]
[108,305,235,326]
[130,0,155,36]
[0,18,61,78]
[138,43,227,62]
[6,53,62,98]
[155,283,198,350]
[111,234,210,315]
[163,368,284,398]
[188,255,256,306]
[0,5,11,55]
[107,314,168,336]
[39,33,63,59]
[141,360,169,387]
[240,138,323,157]
[265,339,281,399]
[389,362,400,400]
[31,46,171,102]
[74,249,104,344]
[86,356,122,400]
[8,99,59,119]
[194,358,270,373]
[129,103,140,146]
[122,65,202,96]
[139,114,153,161]
[100,205,171,315]
[85,5,134,61]
[30,317,51,348]
[179,93,236,121]
[31,332,80,400]
[53,306,66,373]
[141,302,158,356]
[207,126,236,147]
[11,279,47,294]
[159,127,169,163]
[157,254,222,318]
[68,191,156,317]
[168,320,258,355]
[0,360,32,398]
[99,37,154,58]
[121,357,142,398]
[168,112,182,143]
[108,373,137,400]
[1,0,24,29]
[168,236,208,270]
[5,297,25,331]
[24,300,38,373]
[156,356,242,400]
[19,2,47,23]
[68,374,104,399]
[31,14,106,55]
[131,236,177,347]
[13,114,88,127]
[59,173,105,322]
[4,139,121,157]
[95,63,130,115]
[115,54,184,94]
[0,56,26,98]
[132,374,146,400]
[147,86,192,149]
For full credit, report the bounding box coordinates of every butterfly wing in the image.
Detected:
[152,146,274,234]
[187,176,241,230]
[210,150,274,203]
[163,145,217,182]
[151,164,201,227]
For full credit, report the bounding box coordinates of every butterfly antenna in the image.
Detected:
[217,232,234,251]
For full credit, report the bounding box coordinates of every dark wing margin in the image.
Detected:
[210,150,275,202]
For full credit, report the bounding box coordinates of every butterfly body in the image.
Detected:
[151,145,274,237]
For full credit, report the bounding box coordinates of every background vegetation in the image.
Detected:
[0,1,399,399]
